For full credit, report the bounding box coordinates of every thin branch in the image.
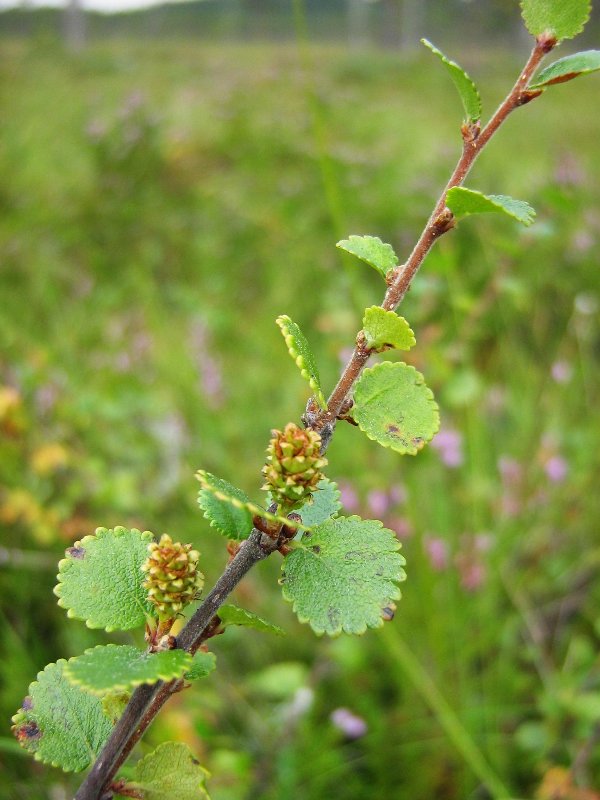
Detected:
[74,37,554,800]
[74,530,279,800]
[322,37,551,425]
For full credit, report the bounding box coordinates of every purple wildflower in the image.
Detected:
[367,489,390,517]
[338,481,360,513]
[457,560,487,592]
[551,361,573,384]
[424,536,449,571]
[330,708,368,739]
[432,426,463,468]
[544,455,568,483]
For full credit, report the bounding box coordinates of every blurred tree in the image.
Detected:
[377,0,424,50]
[399,0,425,50]
[347,0,370,48]
[63,0,85,51]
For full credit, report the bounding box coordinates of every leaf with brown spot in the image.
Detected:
[353,362,439,455]
[11,660,113,772]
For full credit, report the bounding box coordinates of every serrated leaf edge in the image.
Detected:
[196,477,253,539]
[353,362,440,456]
[197,489,251,538]
[11,658,110,772]
[299,482,342,527]
[280,515,406,637]
[196,470,310,531]
[421,38,482,122]
[446,187,536,227]
[53,527,155,632]
[519,0,591,41]
[335,235,398,279]
[362,306,416,351]
[276,315,327,409]
[63,645,193,696]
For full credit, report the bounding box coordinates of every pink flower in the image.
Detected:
[544,455,568,483]
[457,560,487,592]
[330,708,368,739]
[551,361,573,384]
[338,481,359,513]
[424,536,449,571]
[367,489,390,517]
[455,533,492,592]
[431,427,463,468]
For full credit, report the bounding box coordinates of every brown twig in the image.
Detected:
[74,37,554,800]
[321,36,551,426]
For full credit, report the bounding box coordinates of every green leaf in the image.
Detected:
[295,477,342,527]
[352,362,439,455]
[196,471,310,533]
[184,651,217,681]
[446,187,536,227]
[129,742,210,800]
[280,516,406,636]
[336,235,398,280]
[218,604,285,636]
[11,660,113,772]
[101,691,130,723]
[421,39,482,123]
[529,50,600,88]
[54,527,155,632]
[362,306,416,352]
[276,315,327,409]
[64,645,193,696]
[197,472,254,540]
[520,0,591,41]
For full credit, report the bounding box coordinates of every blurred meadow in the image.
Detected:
[1,3,600,799]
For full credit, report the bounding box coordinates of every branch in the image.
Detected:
[74,37,554,800]
[322,36,551,425]
[74,529,280,800]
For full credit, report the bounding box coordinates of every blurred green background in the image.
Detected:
[1,2,600,798]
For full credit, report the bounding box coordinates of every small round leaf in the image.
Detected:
[64,645,193,695]
[11,660,113,772]
[280,515,406,636]
[362,306,416,352]
[336,235,398,280]
[520,0,591,41]
[54,527,155,632]
[129,742,210,800]
[353,362,439,455]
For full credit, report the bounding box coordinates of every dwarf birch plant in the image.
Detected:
[11,2,600,798]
